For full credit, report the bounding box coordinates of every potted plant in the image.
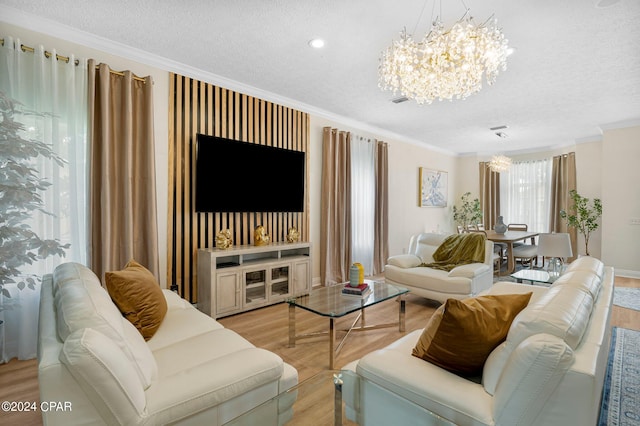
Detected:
[560,189,602,256]
[0,91,69,300]
[452,192,482,231]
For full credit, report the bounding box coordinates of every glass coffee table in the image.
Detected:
[225,369,456,425]
[510,269,560,285]
[287,280,409,369]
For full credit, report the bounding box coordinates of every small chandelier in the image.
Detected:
[489,155,512,173]
[379,6,509,105]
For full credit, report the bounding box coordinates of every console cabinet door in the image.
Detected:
[243,267,268,308]
[216,271,241,316]
[293,259,311,295]
[270,263,292,299]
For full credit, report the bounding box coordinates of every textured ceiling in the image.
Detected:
[1,0,639,155]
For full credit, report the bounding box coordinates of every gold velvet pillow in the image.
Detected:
[105,260,167,340]
[412,293,532,375]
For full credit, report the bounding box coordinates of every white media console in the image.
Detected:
[197,242,312,318]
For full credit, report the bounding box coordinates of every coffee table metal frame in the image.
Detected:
[287,280,408,369]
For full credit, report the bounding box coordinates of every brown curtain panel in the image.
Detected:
[320,127,351,285]
[550,152,577,259]
[479,162,501,230]
[373,141,389,275]
[88,60,159,282]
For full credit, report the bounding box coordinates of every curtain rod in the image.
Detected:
[1,38,147,83]
[94,65,147,83]
[0,37,79,65]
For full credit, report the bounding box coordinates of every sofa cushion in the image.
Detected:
[565,256,605,280]
[550,270,602,300]
[385,265,476,295]
[412,293,532,375]
[52,262,102,296]
[54,277,158,389]
[144,347,285,425]
[415,244,437,263]
[105,259,168,340]
[507,285,594,350]
[147,301,225,352]
[493,333,574,426]
[60,328,146,425]
[448,263,490,278]
[387,254,422,269]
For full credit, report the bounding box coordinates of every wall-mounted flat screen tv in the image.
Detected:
[195,134,305,212]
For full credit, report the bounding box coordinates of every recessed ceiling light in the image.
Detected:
[596,0,620,8]
[391,95,409,104]
[490,125,508,131]
[308,38,325,49]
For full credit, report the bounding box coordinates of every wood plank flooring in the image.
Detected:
[1,276,638,426]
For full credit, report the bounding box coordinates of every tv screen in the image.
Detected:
[195,134,305,212]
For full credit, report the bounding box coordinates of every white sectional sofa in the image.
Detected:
[384,233,494,303]
[38,262,298,425]
[343,256,614,426]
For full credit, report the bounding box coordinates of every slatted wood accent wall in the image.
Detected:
[168,73,310,302]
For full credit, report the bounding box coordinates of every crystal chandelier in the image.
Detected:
[489,155,512,173]
[379,7,509,105]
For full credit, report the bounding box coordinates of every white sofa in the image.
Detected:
[343,256,613,426]
[38,262,298,425]
[385,233,494,303]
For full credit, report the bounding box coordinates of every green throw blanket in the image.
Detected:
[422,233,486,272]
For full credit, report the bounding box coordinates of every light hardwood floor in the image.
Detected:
[1,276,638,426]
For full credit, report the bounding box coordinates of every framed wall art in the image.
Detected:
[419,167,448,207]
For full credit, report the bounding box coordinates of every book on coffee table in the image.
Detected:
[342,282,371,297]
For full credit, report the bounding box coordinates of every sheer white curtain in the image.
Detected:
[0,37,88,362]
[350,135,376,274]
[499,158,552,233]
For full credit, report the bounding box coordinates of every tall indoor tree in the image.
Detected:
[0,91,69,298]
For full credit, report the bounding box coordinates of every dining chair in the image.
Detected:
[507,223,536,245]
[508,224,539,268]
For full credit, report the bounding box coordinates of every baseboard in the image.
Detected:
[615,269,640,279]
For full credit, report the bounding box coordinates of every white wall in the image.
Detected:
[600,126,640,276]
[575,140,603,259]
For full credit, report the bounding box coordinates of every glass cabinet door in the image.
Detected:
[270,265,291,298]
[244,268,267,305]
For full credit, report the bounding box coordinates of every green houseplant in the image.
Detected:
[560,189,602,256]
[452,192,482,231]
[0,91,69,299]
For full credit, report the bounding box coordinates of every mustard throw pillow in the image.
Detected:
[105,260,167,340]
[412,293,532,375]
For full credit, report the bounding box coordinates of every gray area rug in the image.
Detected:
[599,327,640,426]
[613,287,640,312]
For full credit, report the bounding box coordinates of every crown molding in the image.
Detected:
[0,4,455,157]
[598,118,640,131]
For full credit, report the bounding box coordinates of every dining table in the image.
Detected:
[484,230,539,275]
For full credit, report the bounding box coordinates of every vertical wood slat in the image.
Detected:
[168,74,309,302]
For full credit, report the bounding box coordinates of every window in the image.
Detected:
[499,159,552,233]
